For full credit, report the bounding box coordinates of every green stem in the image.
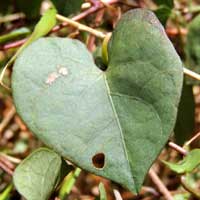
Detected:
[58,168,81,200]
[0,184,13,200]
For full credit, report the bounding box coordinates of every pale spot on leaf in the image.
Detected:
[45,72,59,85]
[58,67,68,76]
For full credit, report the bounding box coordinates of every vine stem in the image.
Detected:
[168,141,188,156]
[183,67,200,80]
[52,0,119,32]
[56,14,106,39]
[0,106,16,137]
[0,160,13,175]
[0,12,25,23]
[185,131,200,146]
[148,168,173,200]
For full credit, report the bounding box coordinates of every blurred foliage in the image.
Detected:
[51,0,84,16]
[185,13,200,84]
[174,81,195,145]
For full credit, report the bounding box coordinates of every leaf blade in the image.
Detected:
[12,9,183,193]
[163,149,200,173]
[13,148,62,200]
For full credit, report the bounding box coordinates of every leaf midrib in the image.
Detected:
[103,74,134,185]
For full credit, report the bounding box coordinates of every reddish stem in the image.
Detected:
[0,38,27,51]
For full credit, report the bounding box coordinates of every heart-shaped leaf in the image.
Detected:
[12,9,183,193]
[14,148,62,200]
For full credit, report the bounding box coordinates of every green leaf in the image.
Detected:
[12,9,183,193]
[185,14,200,84]
[0,184,13,200]
[51,0,83,16]
[16,0,43,19]
[153,0,174,8]
[58,168,81,199]
[163,149,200,173]
[1,8,57,85]
[57,159,74,187]
[154,5,172,26]
[0,27,30,44]
[13,148,62,200]
[29,8,57,43]
[173,193,191,200]
[99,183,107,200]
[174,81,195,145]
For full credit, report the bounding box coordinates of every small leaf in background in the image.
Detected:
[56,159,74,187]
[16,0,43,19]
[58,168,81,199]
[173,193,191,200]
[153,0,173,25]
[0,7,57,89]
[99,183,107,200]
[0,184,13,200]
[153,0,174,8]
[28,8,57,43]
[14,148,62,200]
[0,27,30,44]
[185,14,200,84]
[154,5,172,26]
[163,149,200,173]
[174,81,195,145]
[51,0,83,16]
[0,0,12,14]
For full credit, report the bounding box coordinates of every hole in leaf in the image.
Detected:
[92,153,105,169]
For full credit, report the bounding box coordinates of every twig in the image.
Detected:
[185,132,200,146]
[168,141,188,156]
[0,153,21,164]
[0,38,27,51]
[0,156,15,170]
[141,186,159,196]
[0,106,16,136]
[0,160,13,175]
[148,168,173,200]
[113,189,123,200]
[0,13,25,23]
[56,14,106,39]
[52,0,119,33]
[183,67,200,81]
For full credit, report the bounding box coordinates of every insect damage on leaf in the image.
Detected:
[92,153,105,169]
[45,66,68,85]
[58,67,68,76]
